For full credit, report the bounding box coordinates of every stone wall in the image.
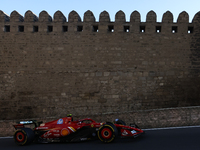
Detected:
[0,10,200,122]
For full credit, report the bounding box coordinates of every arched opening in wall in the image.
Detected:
[4,25,10,32]
[156,26,161,33]
[62,26,68,32]
[33,26,38,32]
[172,26,177,33]
[140,26,145,33]
[47,26,53,32]
[108,25,114,32]
[77,26,83,32]
[124,26,130,32]
[188,26,194,34]
[18,26,24,32]
[93,25,98,32]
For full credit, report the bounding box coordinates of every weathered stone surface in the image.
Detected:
[39,10,52,22]
[115,10,126,22]
[0,10,199,128]
[84,10,95,22]
[130,11,140,23]
[162,11,173,23]
[146,10,156,22]
[53,11,66,22]
[68,10,81,22]
[99,11,110,22]
[24,10,38,22]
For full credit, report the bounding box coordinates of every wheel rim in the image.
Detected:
[101,128,112,139]
[16,132,25,142]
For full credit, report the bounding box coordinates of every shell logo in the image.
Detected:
[61,128,69,136]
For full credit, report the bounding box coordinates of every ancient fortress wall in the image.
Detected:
[0,10,200,121]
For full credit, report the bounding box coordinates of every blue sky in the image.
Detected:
[1,0,199,22]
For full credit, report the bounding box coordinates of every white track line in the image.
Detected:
[143,125,200,131]
[0,136,12,139]
[1,125,200,139]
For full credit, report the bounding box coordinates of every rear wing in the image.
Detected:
[13,120,43,129]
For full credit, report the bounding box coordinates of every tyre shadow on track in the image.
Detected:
[0,135,147,150]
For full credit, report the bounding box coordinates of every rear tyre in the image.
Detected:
[97,123,118,143]
[14,128,35,146]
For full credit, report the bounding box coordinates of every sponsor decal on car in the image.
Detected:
[122,130,128,136]
[43,131,52,138]
[36,127,48,130]
[80,138,88,141]
[61,128,70,136]
[20,121,33,124]
[68,127,76,132]
[57,119,63,124]
[54,134,61,137]
[131,130,137,134]
[53,130,60,133]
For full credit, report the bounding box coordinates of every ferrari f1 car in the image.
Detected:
[13,114,144,145]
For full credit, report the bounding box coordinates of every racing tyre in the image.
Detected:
[14,128,35,146]
[97,123,118,143]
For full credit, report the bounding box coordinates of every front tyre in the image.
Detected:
[97,123,118,143]
[14,128,35,146]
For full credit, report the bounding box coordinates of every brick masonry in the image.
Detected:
[0,10,200,134]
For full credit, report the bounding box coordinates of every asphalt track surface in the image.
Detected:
[1,126,200,150]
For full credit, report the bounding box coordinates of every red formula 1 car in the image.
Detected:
[13,114,144,146]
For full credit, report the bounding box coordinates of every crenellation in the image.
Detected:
[192,11,200,23]
[161,11,173,34]
[83,10,96,22]
[10,10,24,22]
[98,11,110,33]
[68,10,81,22]
[24,10,38,22]
[99,11,110,22]
[53,11,67,32]
[115,10,126,22]
[114,10,126,32]
[24,10,38,32]
[0,10,10,22]
[0,10,198,25]
[130,11,140,33]
[162,11,173,23]
[145,11,157,34]
[0,10,198,34]
[68,11,81,32]
[177,11,189,23]
[83,10,96,32]
[146,10,157,23]
[177,11,189,34]
[53,11,66,22]
[39,10,52,22]
[130,11,140,23]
